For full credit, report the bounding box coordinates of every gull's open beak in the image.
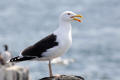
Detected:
[71,14,83,23]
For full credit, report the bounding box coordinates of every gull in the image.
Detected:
[10,11,83,77]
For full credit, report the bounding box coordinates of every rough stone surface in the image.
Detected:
[0,63,29,80]
[40,75,84,80]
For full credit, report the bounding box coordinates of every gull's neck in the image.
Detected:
[59,20,71,31]
[54,19,72,35]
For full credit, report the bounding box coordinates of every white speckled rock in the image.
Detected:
[0,64,29,80]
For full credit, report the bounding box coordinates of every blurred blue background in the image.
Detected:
[0,0,120,80]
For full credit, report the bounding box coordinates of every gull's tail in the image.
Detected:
[10,56,36,62]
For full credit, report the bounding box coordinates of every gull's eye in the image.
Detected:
[67,13,71,15]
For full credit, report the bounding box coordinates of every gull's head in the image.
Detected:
[60,11,83,23]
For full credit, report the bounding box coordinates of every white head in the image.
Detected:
[59,11,83,23]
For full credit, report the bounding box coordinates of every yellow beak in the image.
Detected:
[71,14,83,23]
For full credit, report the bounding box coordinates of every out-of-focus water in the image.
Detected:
[0,0,120,80]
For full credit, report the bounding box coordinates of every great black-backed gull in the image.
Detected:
[10,11,83,77]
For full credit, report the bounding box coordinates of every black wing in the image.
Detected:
[21,34,58,57]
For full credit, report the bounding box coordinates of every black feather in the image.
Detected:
[21,34,58,57]
[10,56,36,62]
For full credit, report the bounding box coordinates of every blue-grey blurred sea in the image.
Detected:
[0,0,120,80]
